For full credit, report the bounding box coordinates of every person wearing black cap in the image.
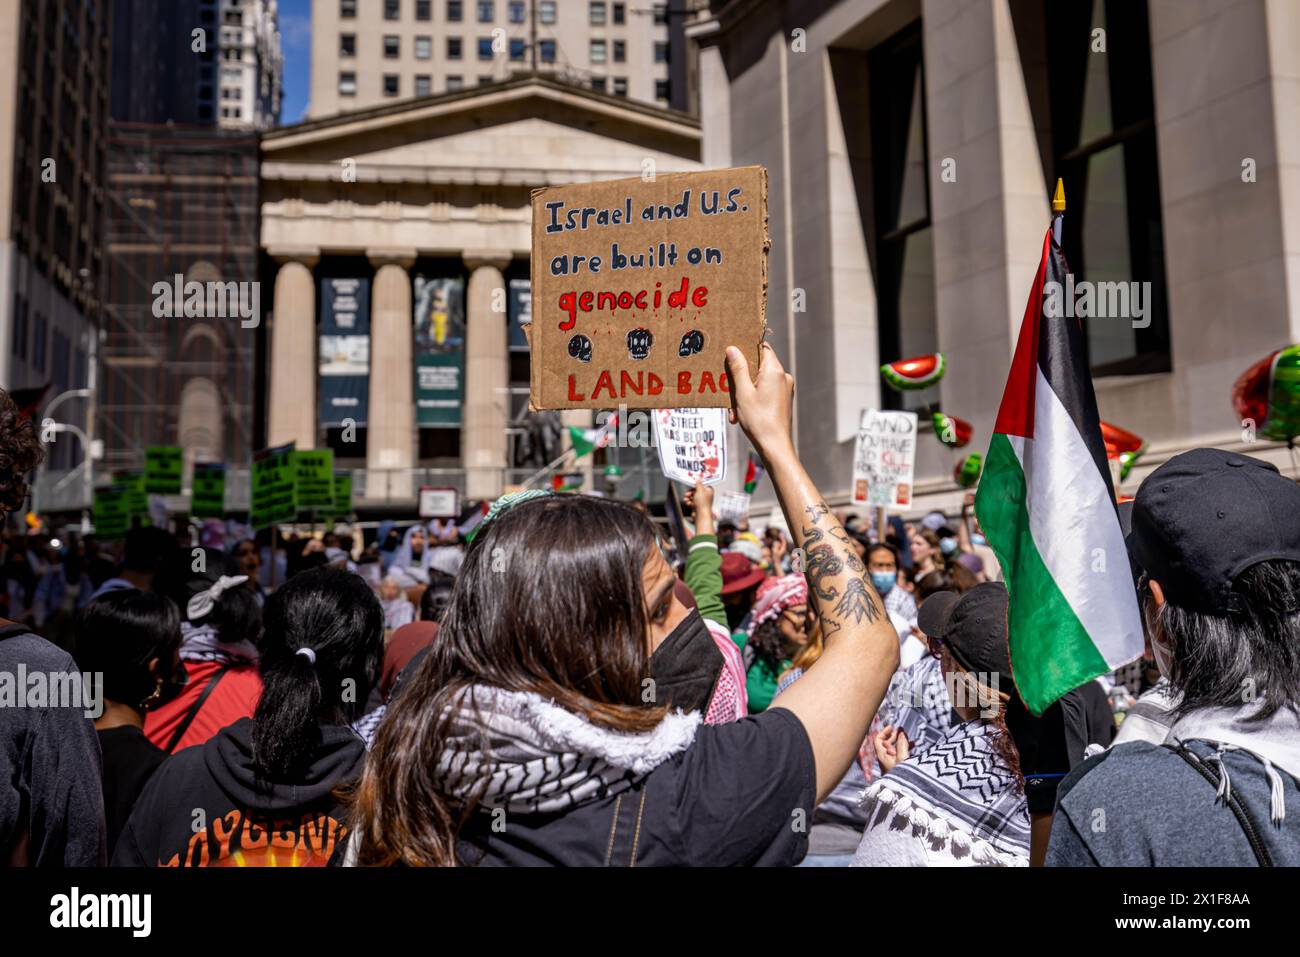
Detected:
[1047,448,1300,866]
[852,582,1032,866]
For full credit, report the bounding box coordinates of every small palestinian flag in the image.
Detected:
[974,197,1143,715]
[567,413,618,459]
[743,452,765,495]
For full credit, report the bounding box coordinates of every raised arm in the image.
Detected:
[725,344,899,802]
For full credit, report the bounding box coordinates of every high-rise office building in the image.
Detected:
[307,0,682,118]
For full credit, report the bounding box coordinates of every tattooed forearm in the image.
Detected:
[804,542,843,603]
[833,577,880,624]
[829,526,866,572]
[805,503,830,525]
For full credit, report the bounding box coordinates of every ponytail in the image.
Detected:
[252,567,384,779]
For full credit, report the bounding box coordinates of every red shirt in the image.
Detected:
[144,660,263,754]
[380,621,438,700]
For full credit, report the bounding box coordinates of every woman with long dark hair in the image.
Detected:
[347,344,900,866]
[114,567,383,866]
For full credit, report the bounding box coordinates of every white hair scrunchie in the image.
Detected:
[186,575,250,622]
[296,647,317,665]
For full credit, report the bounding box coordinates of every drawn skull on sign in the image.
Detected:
[626,328,653,360]
[678,330,704,357]
[567,334,593,363]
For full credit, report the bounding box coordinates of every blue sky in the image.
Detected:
[279,0,313,124]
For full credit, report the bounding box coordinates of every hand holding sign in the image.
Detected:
[724,343,795,465]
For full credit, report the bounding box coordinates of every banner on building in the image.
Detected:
[93,485,131,540]
[293,449,335,511]
[528,166,769,410]
[250,443,296,529]
[413,275,465,427]
[191,463,226,518]
[851,409,918,509]
[508,278,532,352]
[144,446,183,495]
[319,277,370,428]
[653,407,728,486]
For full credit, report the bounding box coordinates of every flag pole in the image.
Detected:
[1051,177,1066,245]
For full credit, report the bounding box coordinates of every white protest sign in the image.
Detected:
[714,490,751,524]
[653,407,728,486]
[418,486,459,519]
[851,409,918,509]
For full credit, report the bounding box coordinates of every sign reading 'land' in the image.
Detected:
[528,166,769,410]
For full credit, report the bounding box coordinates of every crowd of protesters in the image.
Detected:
[1,346,1298,867]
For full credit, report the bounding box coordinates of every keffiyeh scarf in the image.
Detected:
[437,686,701,815]
[858,718,1030,866]
[745,574,808,638]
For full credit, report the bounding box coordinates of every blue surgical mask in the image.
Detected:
[871,571,896,596]
[940,537,959,556]
[971,533,986,547]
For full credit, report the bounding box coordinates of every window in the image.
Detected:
[653,3,667,25]
[869,23,935,412]
[590,39,607,63]
[416,0,432,19]
[11,295,27,360]
[341,0,357,17]
[508,1,524,23]
[613,39,625,62]
[446,74,464,90]
[654,41,668,63]
[447,0,463,20]
[539,38,555,62]
[384,35,400,57]
[415,35,432,58]
[654,78,669,100]
[384,0,400,19]
[539,1,556,25]
[415,74,432,95]
[477,0,493,22]
[32,313,47,373]
[478,74,493,85]
[590,2,606,26]
[225,8,242,23]
[383,73,400,95]
[447,36,462,58]
[591,76,606,93]
[613,76,627,97]
[340,33,356,56]
[339,71,357,95]
[612,2,625,24]
[477,37,493,59]
[1040,0,1170,375]
[509,38,525,61]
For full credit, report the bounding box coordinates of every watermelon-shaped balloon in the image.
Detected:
[1099,421,1144,459]
[954,453,983,488]
[882,353,945,391]
[1118,448,1145,482]
[1233,345,1300,441]
[931,411,972,449]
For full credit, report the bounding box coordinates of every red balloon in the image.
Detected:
[1099,421,1143,458]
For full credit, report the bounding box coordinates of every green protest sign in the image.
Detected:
[93,485,131,540]
[113,471,150,527]
[332,471,353,520]
[144,445,184,495]
[191,463,227,518]
[250,443,297,529]
[293,450,335,511]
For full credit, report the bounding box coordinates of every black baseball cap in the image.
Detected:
[1129,448,1300,614]
[917,582,1011,677]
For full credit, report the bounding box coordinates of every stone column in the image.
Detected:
[461,251,511,501]
[268,248,319,450]
[366,248,417,502]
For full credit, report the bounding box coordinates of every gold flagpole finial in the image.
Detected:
[1052,178,1066,214]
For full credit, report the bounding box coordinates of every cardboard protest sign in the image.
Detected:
[292,449,335,510]
[250,443,296,529]
[191,463,226,518]
[144,446,183,495]
[529,166,769,410]
[851,409,918,509]
[653,407,728,486]
[715,490,751,525]
[93,485,130,540]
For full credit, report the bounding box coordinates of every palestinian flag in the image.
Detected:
[974,218,1143,715]
[743,452,765,495]
[567,413,618,459]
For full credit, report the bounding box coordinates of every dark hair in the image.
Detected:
[122,526,178,574]
[73,590,181,708]
[749,618,791,678]
[0,389,43,516]
[176,559,264,647]
[352,494,666,865]
[1145,560,1300,722]
[420,577,455,622]
[866,542,899,565]
[253,567,384,780]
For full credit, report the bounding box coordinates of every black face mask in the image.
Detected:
[647,609,722,715]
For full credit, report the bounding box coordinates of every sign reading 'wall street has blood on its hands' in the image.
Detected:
[528,167,769,410]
